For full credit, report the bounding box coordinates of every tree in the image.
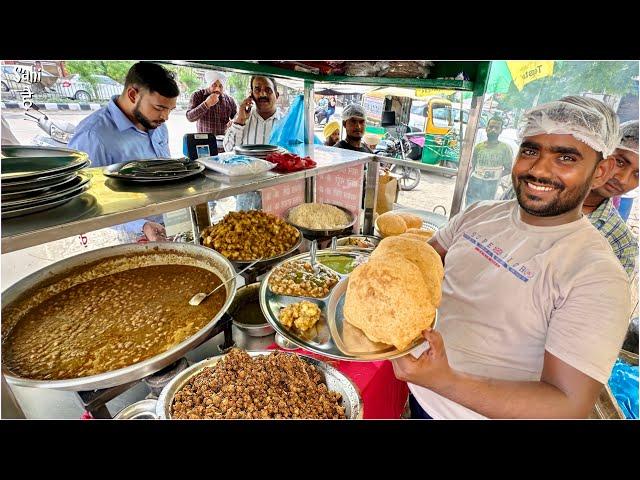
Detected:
[65,60,135,90]
[227,73,250,105]
[496,61,639,127]
[164,65,200,95]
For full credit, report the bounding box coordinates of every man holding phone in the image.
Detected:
[223,75,284,210]
[223,75,283,151]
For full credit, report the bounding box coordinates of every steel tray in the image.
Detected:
[259,248,434,361]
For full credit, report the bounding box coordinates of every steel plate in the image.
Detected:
[285,203,357,238]
[2,173,91,208]
[1,173,81,201]
[103,159,205,182]
[1,183,91,219]
[1,145,89,181]
[259,248,432,361]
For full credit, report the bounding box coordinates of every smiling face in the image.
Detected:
[592,147,639,198]
[512,134,613,221]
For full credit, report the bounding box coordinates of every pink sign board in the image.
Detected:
[316,165,364,233]
[260,179,306,218]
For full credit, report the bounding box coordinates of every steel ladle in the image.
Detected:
[189,257,262,306]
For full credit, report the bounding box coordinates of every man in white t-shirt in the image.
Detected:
[391,96,632,419]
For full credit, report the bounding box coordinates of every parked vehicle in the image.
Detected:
[1,65,58,99]
[24,104,76,147]
[363,88,460,175]
[54,74,124,101]
[373,127,422,191]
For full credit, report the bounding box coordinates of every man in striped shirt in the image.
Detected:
[223,75,283,151]
[223,75,284,210]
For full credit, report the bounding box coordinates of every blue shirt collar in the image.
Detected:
[107,95,157,135]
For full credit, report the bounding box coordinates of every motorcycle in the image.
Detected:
[373,126,421,191]
[24,104,76,147]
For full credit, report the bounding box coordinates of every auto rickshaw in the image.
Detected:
[362,87,461,171]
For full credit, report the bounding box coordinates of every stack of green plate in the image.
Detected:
[1,145,91,219]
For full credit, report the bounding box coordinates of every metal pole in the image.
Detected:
[189,203,210,244]
[303,80,314,145]
[450,94,485,217]
[362,159,379,235]
[303,79,317,203]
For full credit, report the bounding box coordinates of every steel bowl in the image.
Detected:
[229,283,274,337]
[285,203,356,239]
[200,223,303,268]
[141,350,363,419]
[335,234,381,249]
[114,399,159,419]
[1,242,238,391]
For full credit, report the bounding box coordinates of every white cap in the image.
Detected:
[204,70,227,87]
[518,96,620,158]
[342,103,366,120]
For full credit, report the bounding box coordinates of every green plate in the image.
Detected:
[1,146,89,181]
[2,172,91,208]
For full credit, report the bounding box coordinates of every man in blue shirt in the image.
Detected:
[69,62,179,240]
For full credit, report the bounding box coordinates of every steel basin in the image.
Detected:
[1,242,238,391]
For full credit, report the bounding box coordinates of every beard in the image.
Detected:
[133,102,162,130]
[486,132,499,142]
[513,172,593,217]
[346,131,363,142]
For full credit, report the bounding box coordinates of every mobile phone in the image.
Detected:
[245,94,257,113]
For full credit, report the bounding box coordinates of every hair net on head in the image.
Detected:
[518,96,620,158]
[342,103,366,120]
[617,120,639,154]
[204,70,227,87]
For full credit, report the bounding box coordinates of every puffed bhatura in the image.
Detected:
[343,255,437,351]
[405,228,435,240]
[376,211,407,237]
[400,233,430,244]
[396,212,423,229]
[372,236,444,307]
[343,236,444,350]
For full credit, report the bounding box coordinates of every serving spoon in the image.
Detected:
[189,257,263,306]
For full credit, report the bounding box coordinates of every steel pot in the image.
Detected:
[228,283,274,337]
[1,242,238,391]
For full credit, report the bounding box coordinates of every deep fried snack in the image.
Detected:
[171,349,346,419]
[279,301,321,331]
[201,210,300,261]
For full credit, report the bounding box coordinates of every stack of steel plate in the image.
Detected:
[103,158,205,182]
[1,145,91,219]
[233,144,281,159]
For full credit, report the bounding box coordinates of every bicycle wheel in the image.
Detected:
[391,165,421,191]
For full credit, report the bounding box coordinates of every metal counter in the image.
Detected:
[1,146,375,253]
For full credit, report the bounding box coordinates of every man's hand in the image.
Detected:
[391,328,453,390]
[142,221,167,242]
[234,96,253,125]
[204,92,220,108]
